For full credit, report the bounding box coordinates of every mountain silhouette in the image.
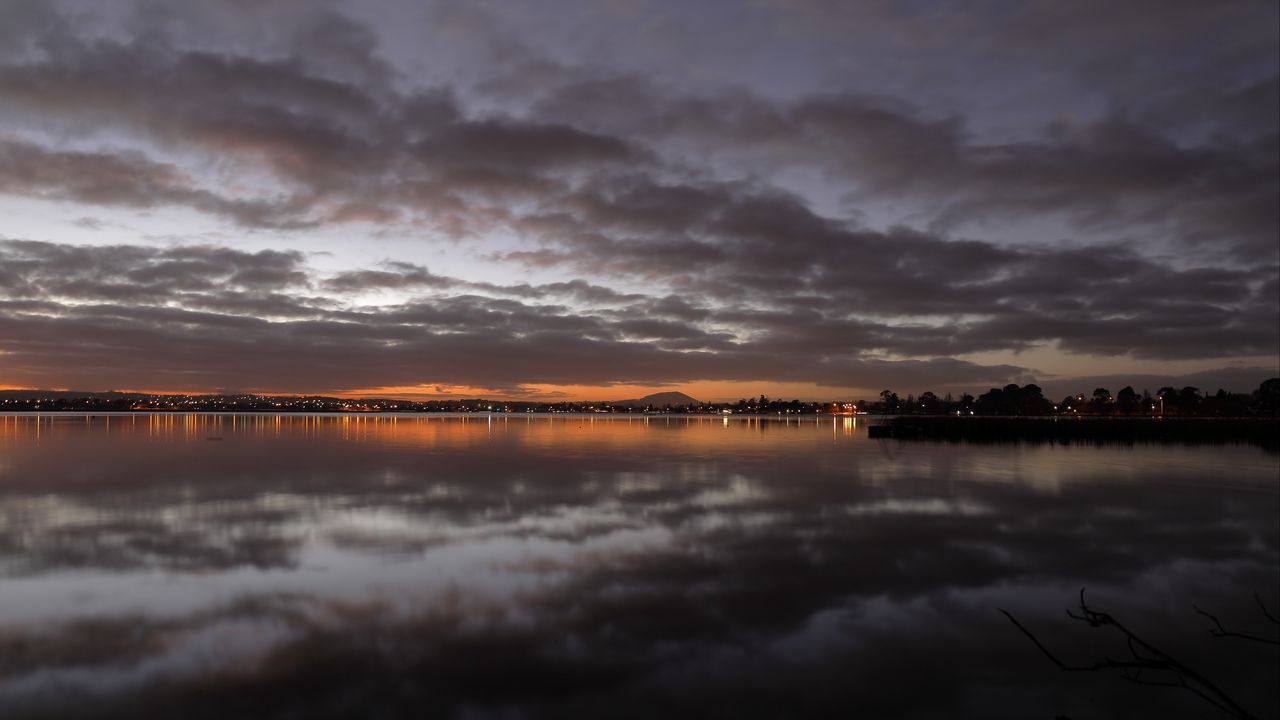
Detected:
[608,391,699,408]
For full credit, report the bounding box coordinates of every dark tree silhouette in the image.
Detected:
[1252,378,1280,416]
[1116,386,1139,415]
[976,384,1051,415]
[1090,387,1112,414]
[1179,386,1203,414]
[919,391,939,413]
[1019,383,1051,415]
[878,389,900,413]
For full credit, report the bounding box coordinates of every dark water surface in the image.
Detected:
[1,413,1276,719]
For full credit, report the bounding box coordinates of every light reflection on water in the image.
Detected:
[0,413,1276,719]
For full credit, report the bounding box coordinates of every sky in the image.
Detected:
[0,0,1277,402]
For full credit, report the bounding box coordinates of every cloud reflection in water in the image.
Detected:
[0,414,1276,718]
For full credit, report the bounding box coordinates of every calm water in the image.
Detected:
[1,413,1276,719]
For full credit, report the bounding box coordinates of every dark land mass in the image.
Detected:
[3,388,1278,450]
[608,392,700,407]
[15,379,1277,418]
[0,390,719,414]
[0,390,140,401]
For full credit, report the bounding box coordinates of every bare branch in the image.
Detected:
[1000,589,1262,720]
[1255,593,1279,625]
[1194,604,1280,646]
[998,608,1110,672]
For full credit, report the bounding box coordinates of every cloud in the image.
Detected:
[535,81,1280,260]
[1,238,1042,393]
[322,261,455,293]
[0,2,1274,394]
[5,3,1272,263]
[0,140,321,229]
[0,19,646,233]
[3,236,1276,394]
[0,238,307,301]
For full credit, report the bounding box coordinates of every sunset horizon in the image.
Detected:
[4,366,1279,405]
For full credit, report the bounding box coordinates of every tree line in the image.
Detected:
[865,378,1280,417]
[3,379,1276,416]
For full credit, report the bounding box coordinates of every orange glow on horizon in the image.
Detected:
[318,381,878,403]
[1,381,881,403]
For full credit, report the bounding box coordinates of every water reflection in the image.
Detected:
[0,413,1276,719]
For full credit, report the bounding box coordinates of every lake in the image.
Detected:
[1,413,1276,719]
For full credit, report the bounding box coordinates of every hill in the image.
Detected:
[0,389,141,400]
[608,391,699,408]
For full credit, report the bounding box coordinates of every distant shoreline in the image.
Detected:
[4,411,1276,450]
